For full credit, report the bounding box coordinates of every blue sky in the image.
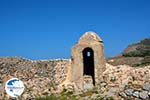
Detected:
[0,0,150,60]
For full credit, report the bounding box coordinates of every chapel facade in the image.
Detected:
[71,32,106,90]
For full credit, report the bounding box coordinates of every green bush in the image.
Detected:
[35,95,57,100]
[105,96,114,100]
[123,47,150,57]
[35,89,77,100]
[141,56,150,64]
[140,38,150,45]
[123,51,144,57]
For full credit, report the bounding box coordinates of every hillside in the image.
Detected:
[107,38,150,67]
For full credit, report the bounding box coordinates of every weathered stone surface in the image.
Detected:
[132,91,139,98]
[83,75,94,90]
[100,82,107,87]
[148,92,150,96]
[91,93,99,99]
[107,88,118,96]
[139,91,148,99]
[143,83,150,91]
[78,31,103,44]
[124,89,134,96]
[119,91,127,98]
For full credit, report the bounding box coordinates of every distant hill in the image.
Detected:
[107,38,150,66]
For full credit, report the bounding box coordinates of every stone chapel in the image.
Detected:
[71,31,106,90]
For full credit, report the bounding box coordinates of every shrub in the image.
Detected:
[141,56,150,64]
[123,51,143,57]
[35,95,57,100]
[140,38,150,45]
[106,96,114,100]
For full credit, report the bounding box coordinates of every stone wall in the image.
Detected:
[0,57,71,99]
[1,57,150,99]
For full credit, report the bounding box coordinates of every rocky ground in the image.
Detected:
[0,57,71,100]
[103,63,150,100]
[0,57,150,100]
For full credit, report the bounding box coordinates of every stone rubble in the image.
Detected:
[104,63,150,99]
[0,57,71,99]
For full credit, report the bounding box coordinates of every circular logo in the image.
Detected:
[5,78,25,97]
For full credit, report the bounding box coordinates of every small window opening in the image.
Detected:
[87,51,91,57]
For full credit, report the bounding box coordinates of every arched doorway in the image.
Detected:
[82,47,95,85]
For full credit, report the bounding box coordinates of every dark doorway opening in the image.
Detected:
[82,47,95,85]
